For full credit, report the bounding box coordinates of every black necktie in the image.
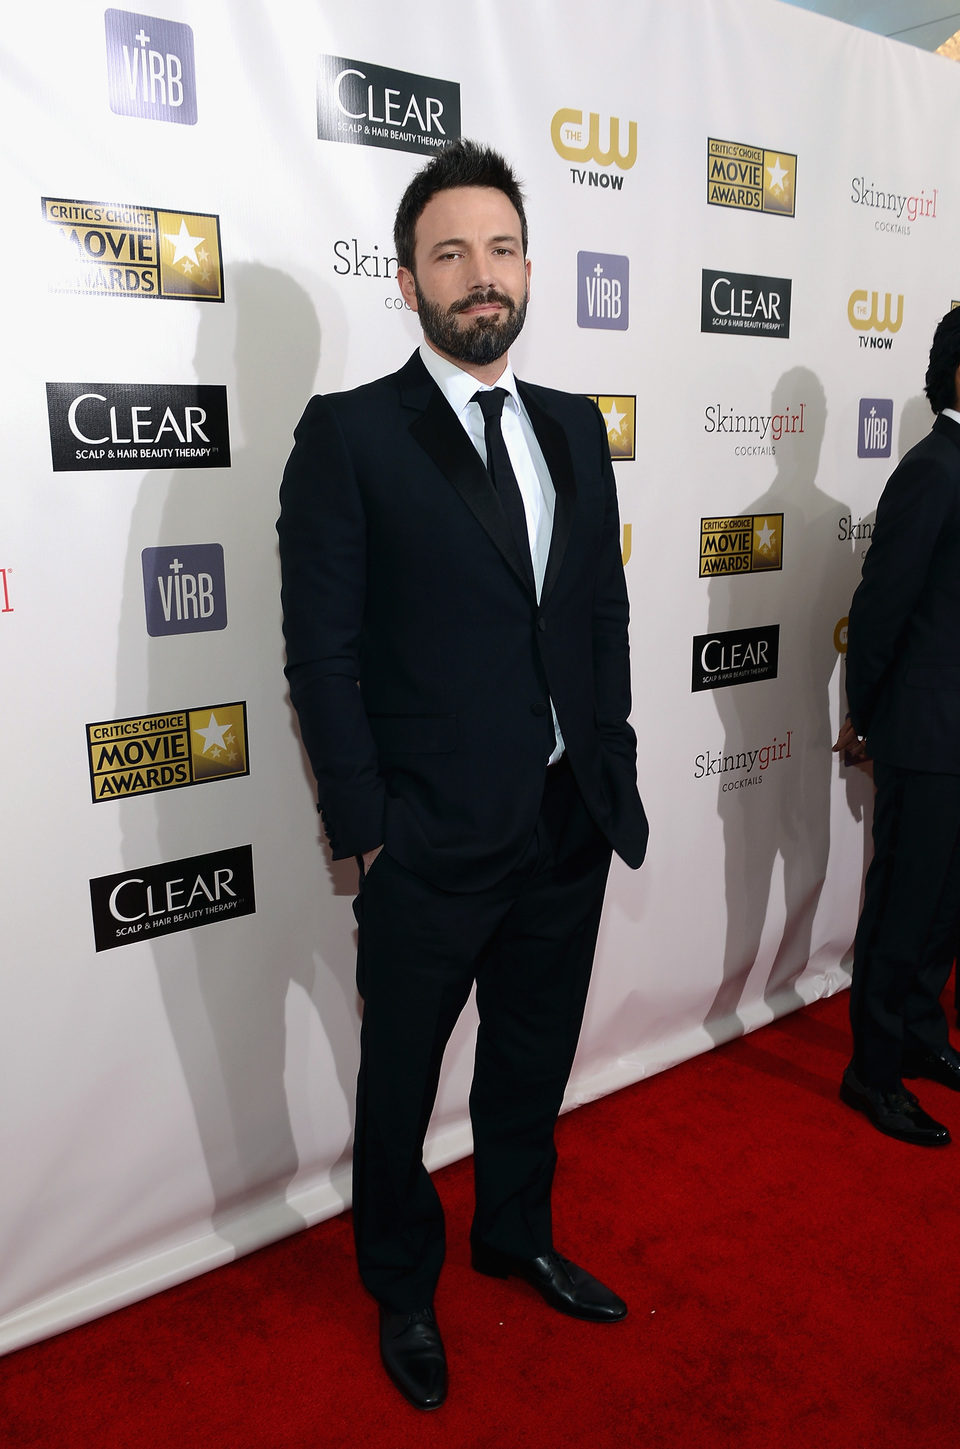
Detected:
[472,388,533,579]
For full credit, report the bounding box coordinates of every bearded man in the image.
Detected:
[277,140,647,1410]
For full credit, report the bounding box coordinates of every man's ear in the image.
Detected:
[398,266,418,313]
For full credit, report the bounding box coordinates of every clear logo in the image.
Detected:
[90,844,256,951]
[701,270,791,339]
[317,56,460,155]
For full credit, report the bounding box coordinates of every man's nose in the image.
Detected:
[466,255,496,291]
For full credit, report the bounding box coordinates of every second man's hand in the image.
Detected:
[832,716,865,758]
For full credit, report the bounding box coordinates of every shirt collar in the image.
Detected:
[418,341,520,419]
[941,407,960,427]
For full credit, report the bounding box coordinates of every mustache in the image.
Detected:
[449,288,516,316]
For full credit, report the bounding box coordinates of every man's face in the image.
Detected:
[398,186,531,370]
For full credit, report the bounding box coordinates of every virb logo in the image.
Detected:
[105,10,197,124]
[858,399,893,458]
[141,544,226,636]
[577,251,629,331]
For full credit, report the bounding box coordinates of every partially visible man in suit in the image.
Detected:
[835,306,960,1148]
[277,141,648,1409]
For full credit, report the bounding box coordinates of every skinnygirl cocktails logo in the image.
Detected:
[694,730,794,792]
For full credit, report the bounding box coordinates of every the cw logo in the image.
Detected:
[847,291,904,333]
[551,110,637,169]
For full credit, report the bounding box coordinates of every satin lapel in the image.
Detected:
[403,369,535,592]
[518,382,576,604]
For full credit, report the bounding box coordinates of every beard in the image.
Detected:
[415,283,528,367]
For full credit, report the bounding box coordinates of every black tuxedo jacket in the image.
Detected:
[846,412,960,774]
[277,351,648,890]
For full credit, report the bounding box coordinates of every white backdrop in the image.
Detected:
[2,0,955,1352]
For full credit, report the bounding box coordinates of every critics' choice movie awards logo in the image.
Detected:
[587,395,635,460]
[707,138,796,216]
[0,568,12,615]
[86,702,248,802]
[858,398,893,458]
[45,384,229,471]
[694,730,793,791]
[550,108,637,189]
[89,844,256,952]
[577,252,629,330]
[142,544,227,635]
[104,9,196,124]
[42,198,223,301]
[691,624,779,693]
[701,270,791,338]
[700,515,783,576]
[847,289,903,348]
[850,176,938,236]
[317,56,460,155]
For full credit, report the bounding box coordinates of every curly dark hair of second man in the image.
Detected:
[924,306,960,413]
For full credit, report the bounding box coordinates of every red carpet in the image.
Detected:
[3,988,959,1448]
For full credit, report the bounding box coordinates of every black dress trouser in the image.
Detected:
[850,761,960,1089]
[351,756,612,1313]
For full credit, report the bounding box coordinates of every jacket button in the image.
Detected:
[531,702,547,716]
[537,617,547,632]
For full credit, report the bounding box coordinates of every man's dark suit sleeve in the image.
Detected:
[590,405,639,768]
[846,450,954,738]
[277,395,385,859]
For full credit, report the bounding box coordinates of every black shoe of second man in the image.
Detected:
[471,1243,627,1321]
[378,1305,447,1410]
[901,1043,960,1092]
[840,1065,950,1146]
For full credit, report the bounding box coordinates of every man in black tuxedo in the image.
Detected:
[836,307,960,1148]
[277,141,648,1408]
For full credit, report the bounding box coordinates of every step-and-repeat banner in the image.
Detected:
[2,0,954,1350]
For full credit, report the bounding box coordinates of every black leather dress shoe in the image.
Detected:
[901,1044,960,1092]
[840,1065,950,1146]
[471,1243,627,1322]
[378,1306,447,1410]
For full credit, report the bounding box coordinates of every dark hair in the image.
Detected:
[924,307,960,413]
[393,139,528,272]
